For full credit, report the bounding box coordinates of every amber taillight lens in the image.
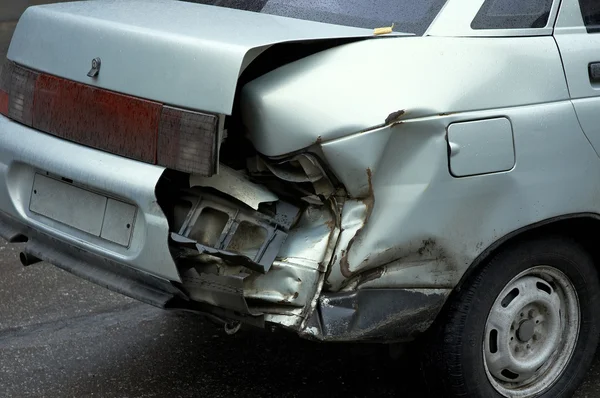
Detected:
[0,59,219,177]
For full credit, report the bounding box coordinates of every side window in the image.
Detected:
[471,0,553,30]
[579,0,600,33]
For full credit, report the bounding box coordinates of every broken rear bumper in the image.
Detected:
[0,210,182,308]
[0,116,450,342]
[0,210,265,329]
[0,115,180,281]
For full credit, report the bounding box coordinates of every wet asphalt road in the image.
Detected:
[1,19,600,398]
[0,241,415,398]
[3,247,600,398]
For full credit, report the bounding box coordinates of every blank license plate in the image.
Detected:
[29,174,136,246]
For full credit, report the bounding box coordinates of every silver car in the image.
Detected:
[2,0,600,396]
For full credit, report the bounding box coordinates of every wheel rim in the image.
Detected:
[483,266,580,397]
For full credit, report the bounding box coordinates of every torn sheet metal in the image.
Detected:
[172,227,286,274]
[263,159,316,183]
[175,190,298,273]
[321,124,391,199]
[272,201,301,230]
[243,205,337,312]
[302,288,451,342]
[244,259,320,306]
[190,164,278,210]
[264,312,304,329]
[277,206,336,270]
[252,154,335,200]
[180,267,262,316]
[325,200,369,283]
[172,201,336,321]
[204,230,286,274]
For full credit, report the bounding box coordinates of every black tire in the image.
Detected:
[421,236,600,397]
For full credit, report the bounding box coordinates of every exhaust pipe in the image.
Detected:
[224,321,242,335]
[19,251,42,266]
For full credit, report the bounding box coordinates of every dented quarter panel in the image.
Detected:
[242,36,568,156]
[305,288,451,342]
[325,102,599,291]
[343,262,458,291]
[321,125,392,198]
[327,200,369,281]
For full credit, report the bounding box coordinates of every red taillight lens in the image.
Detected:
[33,73,162,164]
[0,60,219,177]
[0,59,13,116]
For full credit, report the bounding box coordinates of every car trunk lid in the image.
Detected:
[7,0,373,115]
[1,0,375,176]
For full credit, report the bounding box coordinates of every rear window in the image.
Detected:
[183,0,448,36]
[579,0,600,33]
[471,0,553,30]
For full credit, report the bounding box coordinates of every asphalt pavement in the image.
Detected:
[1,19,600,398]
[0,240,413,398]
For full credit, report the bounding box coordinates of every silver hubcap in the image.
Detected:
[483,266,580,397]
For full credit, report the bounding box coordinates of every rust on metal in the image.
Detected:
[325,218,336,230]
[382,238,448,267]
[341,237,455,291]
[339,238,355,277]
[364,168,375,210]
[357,265,384,285]
[276,292,300,304]
[417,238,437,256]
[384,109,406,125]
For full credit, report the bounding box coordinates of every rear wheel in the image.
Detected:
[422,237,600,397]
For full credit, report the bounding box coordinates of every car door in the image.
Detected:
[554,0,600,156]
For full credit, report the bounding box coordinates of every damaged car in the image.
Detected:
[2,0,600,396]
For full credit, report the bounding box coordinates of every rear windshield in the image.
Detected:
[183,0,448,35]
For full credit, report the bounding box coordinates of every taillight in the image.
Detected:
[8,65,37,126]
[0,59,219,177]
[158,106,219,177]
[0,59,12,116]
[33,73,162,164]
